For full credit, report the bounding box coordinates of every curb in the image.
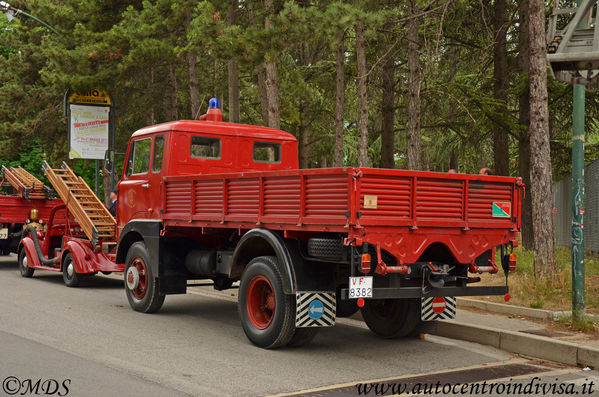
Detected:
[457,297,599,321]
[430,320,599,369]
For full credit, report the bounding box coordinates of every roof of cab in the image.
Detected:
[131,120,297,142]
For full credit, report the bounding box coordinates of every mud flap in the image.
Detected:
[421,296,456,321]
[295,292,336,327]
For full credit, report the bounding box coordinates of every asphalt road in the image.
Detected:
[0,254,591,397]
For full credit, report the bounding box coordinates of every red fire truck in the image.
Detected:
[0,167,59,256]
[18,99,523,348]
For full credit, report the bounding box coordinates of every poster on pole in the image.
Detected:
[69,104,110,160]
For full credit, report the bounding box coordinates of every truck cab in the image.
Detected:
[117,119,299,232]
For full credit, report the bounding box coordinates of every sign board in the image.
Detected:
[69,104,110,160]
[68,89,111,105]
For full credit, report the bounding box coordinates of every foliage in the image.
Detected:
[0,0,597,186]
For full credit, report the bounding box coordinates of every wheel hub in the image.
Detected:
[66,261,74,278]
[246,275,275,330]
[126,266,140,290]
[22,256,27,268]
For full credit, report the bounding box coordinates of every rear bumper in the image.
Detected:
[340,285,508,300]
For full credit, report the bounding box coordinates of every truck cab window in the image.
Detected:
[191,136,220,159]
[126,137,152,177]
[153,136,165,172]
[253,141,281,163]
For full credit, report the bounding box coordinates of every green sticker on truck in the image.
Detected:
[492,202,511,218]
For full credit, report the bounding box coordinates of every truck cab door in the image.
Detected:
[118,135,165,225]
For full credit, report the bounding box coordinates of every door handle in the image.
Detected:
[141,183,149,188]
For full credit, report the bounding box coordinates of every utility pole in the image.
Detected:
[571,0,585,322]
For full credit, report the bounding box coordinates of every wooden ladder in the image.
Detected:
[1,166,51,199]
[43,161,116,245]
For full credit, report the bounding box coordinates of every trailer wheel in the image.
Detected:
[361,298,420,338]
[18,249,34,278]
[62,253,82,287]
[125,242,165,313]
[238,256,295,349]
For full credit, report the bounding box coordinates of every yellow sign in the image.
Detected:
[68,89,111,105]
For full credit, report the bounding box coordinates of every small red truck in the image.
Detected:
[0,167,59,256]
[17,99,523,348]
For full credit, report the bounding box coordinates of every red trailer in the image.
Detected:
[17,163,123,286]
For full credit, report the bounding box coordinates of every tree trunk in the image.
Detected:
[146,67,155,125]
[187,50,200,119]
[185,10,200,120]
[264,0,280,129]
[247,2,269,126]
[355,22,369,168]
[407,0,421,171]
[448,46,458,171]
[380,46,395,169]
[164,63,178,121]
[334,30,345,168]
[493,0,510,175]
[518,0,534,250]
[529,0,556,275]
[228,0,240,123]
[299,102,310,169]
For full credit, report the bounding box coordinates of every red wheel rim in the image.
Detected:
[246,275,275,329]
[128,257,148,300]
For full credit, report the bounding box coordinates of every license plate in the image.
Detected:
[349,276,373,299]
[0,228,7,239]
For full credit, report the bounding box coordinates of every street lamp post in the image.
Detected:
[1,1,60,36]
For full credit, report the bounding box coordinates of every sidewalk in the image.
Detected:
[431,298,599,368]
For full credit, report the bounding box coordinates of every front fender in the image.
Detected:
[62,239,96,274]
[20,237,41,268]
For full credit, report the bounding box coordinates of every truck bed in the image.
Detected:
[0,196,58,224]
[163,168,523,264]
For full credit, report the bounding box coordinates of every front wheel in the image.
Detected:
[18,249,34,278]
[238,256,296,349]
[62,253,82,287]
[124,242,165,313]
[361,298,420,338]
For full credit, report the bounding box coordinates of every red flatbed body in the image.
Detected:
[162,167,523,266]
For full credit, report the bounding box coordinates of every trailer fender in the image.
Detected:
[230,229,296,294]
[62,239,96,274]
[19,238,41,268]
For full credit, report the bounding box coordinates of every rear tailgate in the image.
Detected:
[356,168,523,230]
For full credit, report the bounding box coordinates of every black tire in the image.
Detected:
[361,298,420,338]
[238,256,296,349]
[124,242,165,313]
[335,285,359,318]
[62,252,82,287]
[287,327,319,347]
[18,249,34,278]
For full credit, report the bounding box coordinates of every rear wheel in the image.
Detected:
[62,253,82,287]
[361,298,420,338]
[125,242,165,313]
[18,249,34,278]
[238,256,295,349]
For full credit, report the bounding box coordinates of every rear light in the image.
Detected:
[361,254,371,274]
[357,298,365,308]
[509,253,517,271]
